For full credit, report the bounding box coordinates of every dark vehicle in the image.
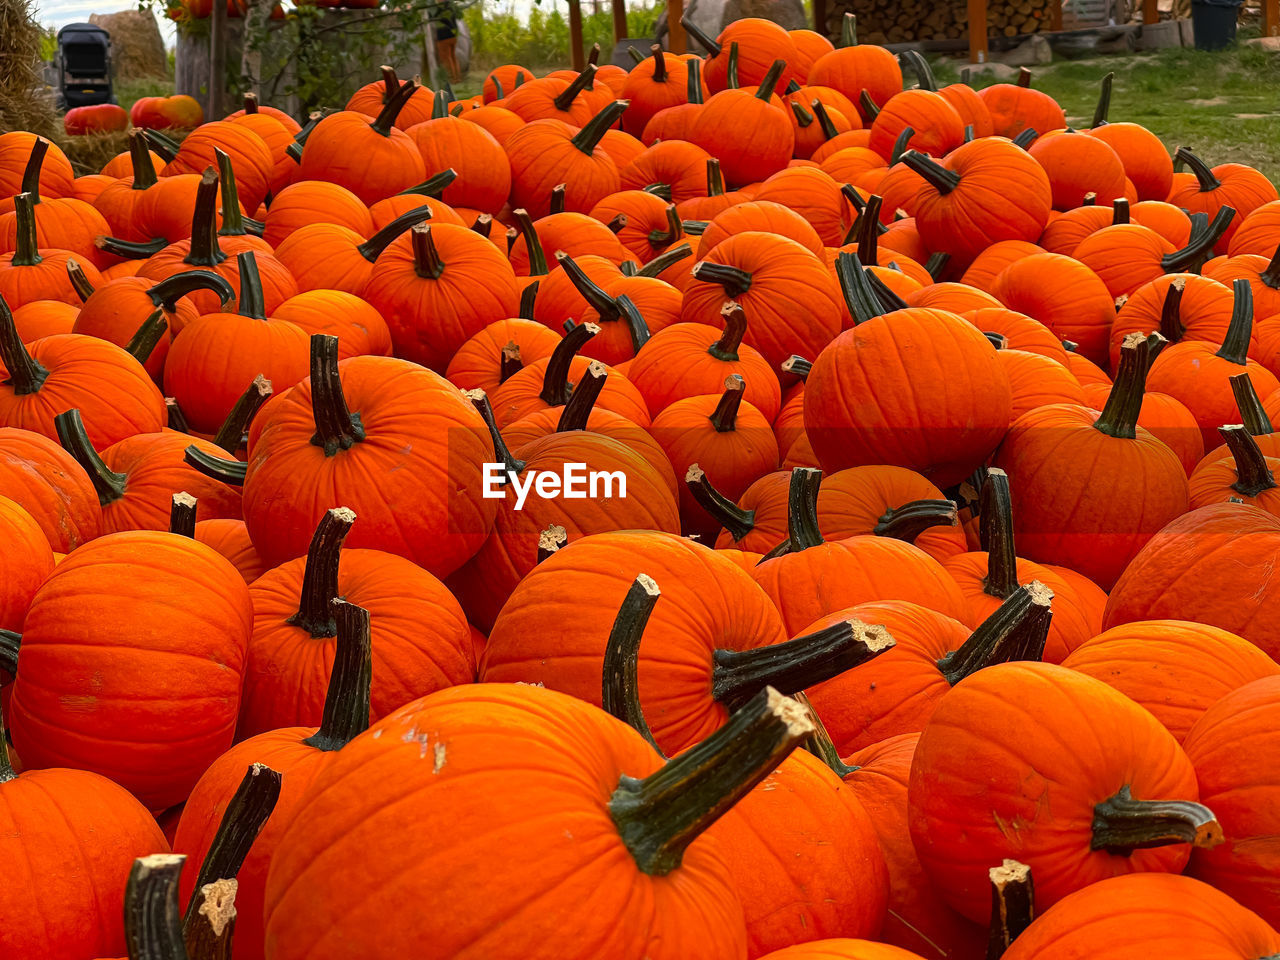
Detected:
[55,22,116,111]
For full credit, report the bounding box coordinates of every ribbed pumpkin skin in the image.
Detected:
[445,317,562,394]
[1167,161,1278,255]
[195,518,265,584]
[297,112,426,206]
[698,201,825,259]
[691,89,795,187]
[0,767,170,960]
[8,531,252,810]
[1064,621,1280,744]
[97,431,244,533]
[1086,122,1174,201]
[868,90,964,160]
[0,427,102,551]
[482,531,786,756]
[274,291,393,360]
[758,940,937,959]
[261,180,374,248]
[1029,131,1127,209]
[960,241,1046,293]
[961,306,1065,361]
[804,309,1012,488]
[908,662,1204,924]
[243,356,498,579]
[806,45,902,123]
[1001,873,1280,960]
[710,750,889,957]
[1183,675,1280,925]
[262,684,748,960]
[0,495,54,631]
[977,84,1065,139]
[162,121,275,212]
[0,133,75,212]
[1109,274,1236,370]
[1073,223,1176,299]
[406,117,511,214]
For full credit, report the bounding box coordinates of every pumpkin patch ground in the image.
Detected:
[7,19,1280,959]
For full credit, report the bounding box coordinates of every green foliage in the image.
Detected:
[38,26,56,62]
[465,2,662,73]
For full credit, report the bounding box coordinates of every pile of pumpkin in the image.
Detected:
[5,14,1280,959]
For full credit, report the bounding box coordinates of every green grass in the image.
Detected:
[932,42,1280,181]
[114,76,175,116]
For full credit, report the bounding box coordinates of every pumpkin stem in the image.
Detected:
[467,389,525,477]
[835,251,883,326]
[987,860,1036,959]
[785,466,824,550]
[649,44,667,82]
[874,498,958,544]
[1111,197,1130,224]
[601,573,665,755]
[518,279,539,320]
[685,464,756,541]
[924,252,951,282]
[611,687,814,875]
[794,692,858,778]
[572,99,629,155]
[1173,146,1221,192]
[1090,785,1222,855]
[125,307,168,365]
[0,627,18,682]
[471,213,493,239]
[811,99,839,139]
[410,224,446,280]
[301,599,374,752]
[53,409,127,506]
[233,251,266,320]
[19,137,50,204]
[1017,66,1033,87]
[431,88,450,119]
[984,331,1008,350]
[0,292,50,394]
[1220,424,1278,497]
[356,204,436,264]
[937,581,1052,686]
[1093,332,1163,439]
[692,259,752,298]
[375,65,400,102]
[169,492,198,538]
[1161,206,1234,274]
[615,294,651,354]
[556,361,606,431]
[370,78,419,137]
[712,618,894,713]
[867,269,908,313]
[604,211,627,234]
[859,89,880,119]
[559,253,620,321]
[840,12,859,46]
[65,259,96,302]
[9,192,41,267]
[782,355,811,379]
[539,320,598,407]
[553,63,599,112]
[308,334,365,456]
[684,56,704,104]
[548,184,567,215]
[398,168,459,200]
[754,60,786,102]
[1261,242,1280,290]
[124,855,189,960]
[213,147,249,239]
[709,374,745,433]
[96,235,168,260]
[1158,277,1187,341]
[126,128,159,190]
[647,204,682,248]
[1082,192,1097,207]
[183,446,246,485]
[1216,278,1253,365]
[856,193,883,264]
[636,242,692,279]
[148,269,236,312]
[537,523,568,562]
[705,158,725,197]
[978,468,1020,599]
[963,124,975,143]
[1012,127,1038,149]
[184,168,227,269]
[901,151,960,194]
[511,208,550,277]
[181,763,282,941]
[286,507,356,638]
[708,300,747,360]
[1091,72,1114,128]
[286,111,326,164]
[500,342,523,383]
[213,375,272,454]
[899,49,939,92]
[143,127,181,162]
[725,42,741,89]
[1231,373,1274,435]
[889,125,915,165]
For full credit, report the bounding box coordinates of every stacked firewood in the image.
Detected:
[826,0,1053,43]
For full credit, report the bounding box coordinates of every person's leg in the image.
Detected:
[441,37,461,82]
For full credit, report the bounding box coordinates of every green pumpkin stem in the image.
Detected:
[553,63,599,112]
[754,60,786,102]
[559,253,620,321]
[725,42,740,89]
[937,581,1053,686]
[308,334,365,456]
[615,294,651,354]
[611,686,813,875]
[149,269,236,311]
[183,446,246,485]
[0,628,18,684]
[692,259,752,297]
[1012,127,1038,149]
[601,573,665,754]
[1216,278,1254,365]
[785,466,824,550]
[124,855,189,960]
[889,125,915,165]
[840,11,859,45]
[649,44,667,82]
[794,692,858,777]
[356,204,436,264]
[10,192,41,267]
[978,468,1020,599]
[231,252,265,319]
[166,398,191,433]
[925,251,951,281]
[19,138,49,203]
[548,184,567,215]
[811,99,839,139]
[1093,332,1164,439]
[53,409,126,506]
[901,151,960,194]
[782,355,811,379]
[1090,785,1222,854]
[685,464,755,542]
[125,307,168,365]
[874,498,957,544]
[1174,146,1222,192]
[397,168,458,200]
[835,251,883,326]
[169,492,198,538]
[471,213,493,239]
[370,78,419,137]
[709,374,745,433]
[467,389,525,479]
[410,225,446,280]
[573,100,629,155]
[987,860,1036,960]
[65,259,96,302]
[963,124,975,143]
[213,375,272,453]
[512,208,550,277]
[540,320,598,407]
[286,507,355,638]
[556,361,606,431]
[708,301,747,360]
[636,242,691,279]
[1261,242,1280,290]
[900,49,938,91]
[213,148,249,239]
[302,599,374,752]
[184,168,227,269]
[712,618,894,713]
[143,127,181,162]
[286,111,325,164]
[431,88,449,119]
[1158,277,1187,341]
[1220,424,1278,497]
[96,235,168,260]
[1231,373,1274,436]
[705,158,725,196]
[0,292,50,393]
[518,279,539,320]
[1091,72,1114,128]
[687,57,704,104]
[856,193,883,264]
[859,89,880,119]
[1163,207,1235,274]
[648,204,682,248]
[126,129,159,190]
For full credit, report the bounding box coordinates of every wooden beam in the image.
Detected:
[1143,0,1158,24]
[209,0,227,117]
[813,0,828,36]
[612,0,628,44]
[1267,0,1280,36]
[968,0,988,63]
[1051,0,1063,31]
[668,0,686,53]
[569,0,585,71]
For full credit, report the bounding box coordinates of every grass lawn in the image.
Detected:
[931,40,1280,181]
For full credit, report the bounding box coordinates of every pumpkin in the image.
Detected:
[503,63,613,125]
[691,60,794,187]
[445,316,563,394]
[505,100,627,217]
[1167,147,1278,254]
[195,517,265,584]
[274,204,437,296]
[698,200,824,259]
[0,426,102,551]
[1073,208,1233,300]
[6,529,253,809]
[0,138,113,270]
[589,190,684,264]
[805,14,902,123]
[0,132,74,214]
[0,192,101,308]
[508,208,630,276]
[11,299,78,340]
[261,180,374,248]
[621,46,698,135]
[1229,198,1280,256]
[273,290,393,361]
[1028,129,1127,209]
[641,57,708,145]
[787,29,835,82]
[977,68,1066,139]
[0,494,53,631]
[345,65,435,127]
[161,120,274,214]
[621,139,714,204]
[989,251,1117,367]
[1109,273,1236,370]
[909,661,1220,923]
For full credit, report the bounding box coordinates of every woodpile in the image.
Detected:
[826,0,1054,43]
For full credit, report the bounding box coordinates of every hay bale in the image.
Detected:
[0,0,61,140]
[90,10,170,80]
[61,129,131,178]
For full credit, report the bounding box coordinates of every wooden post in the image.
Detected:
[1266,0,1280,36]
[968,0,988,62]
[813,0,828,36]
[209,0,228,117]
[1143,0,1158,23]
[1051,0,1063,30]
[612,0,628,44]
[668,0,686,53]
[569,0,585,70]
